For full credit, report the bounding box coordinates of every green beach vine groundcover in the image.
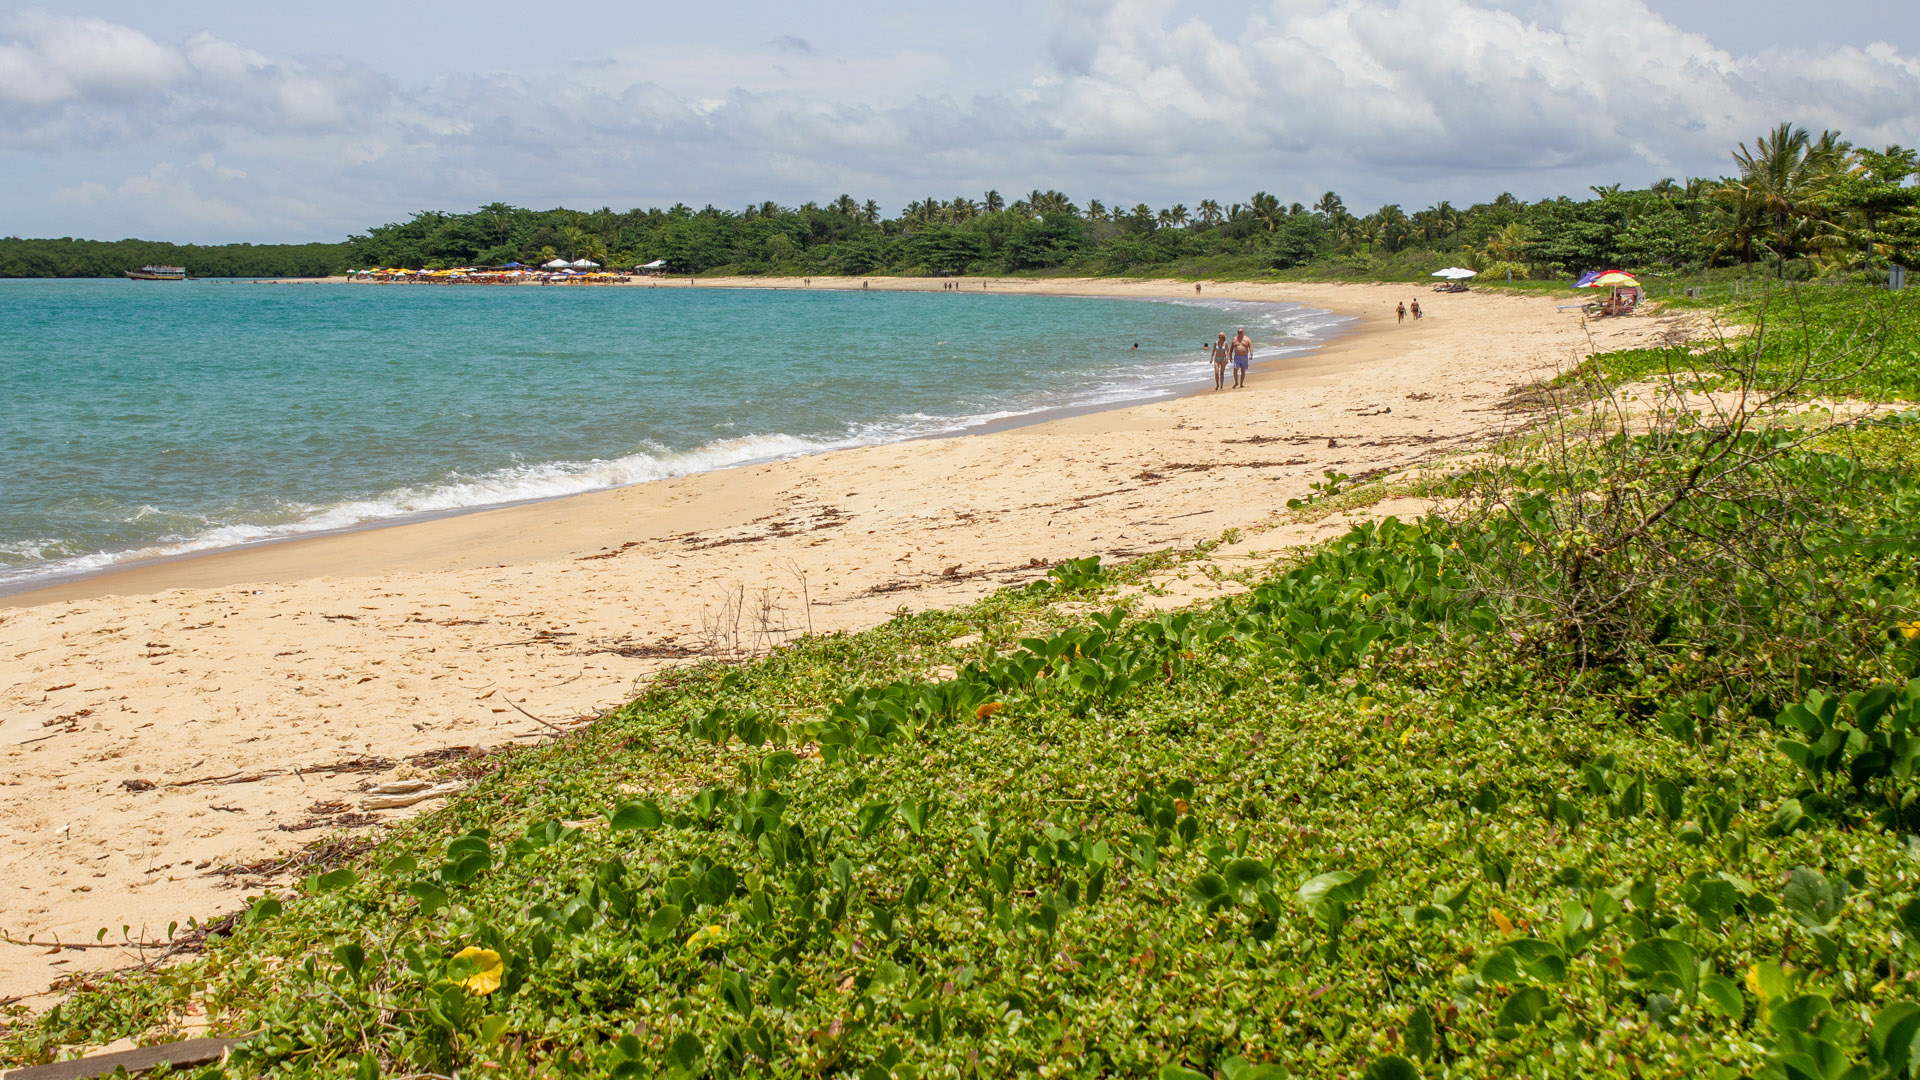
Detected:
[5,296,1920,1078]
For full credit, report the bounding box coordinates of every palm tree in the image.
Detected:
[1313,191,1345,221]
[1725,122,1851,273]
[983,190,1004,213]
[1028,190,1076,217]
[861,200,881,225]
[1705,185,1768,269]
[1331,211,1358,250]
[1248,192,1283,231]
[1375,204,1408,252]
[1167,204,1190,228]
[1483,223,1535,264]
[1411,208,1437,244]
[831,194,860,218]
[1085,199,1108,222]
[1354,214,1385,254]
[1196,200,1223,227]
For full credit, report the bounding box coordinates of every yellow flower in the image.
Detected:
[1898,621,1920,639]
[685,924,727,950]
[452,946,502,995]
[1490,909,1514,934]
[975,702,1006,720]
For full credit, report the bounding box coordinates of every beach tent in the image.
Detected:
[1430,267,1477,279]
[543,258,571,269]
[570,259,600,269]
[503,262,525,269]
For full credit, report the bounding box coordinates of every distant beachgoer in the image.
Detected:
[1397,302,1406,323]
[1133,343,1139,350]
[1195,283,1202,294]
[1411,299,1422,320]
[1230,328,1252,388]
[1211,332,1229,390]
[863,280,870,290]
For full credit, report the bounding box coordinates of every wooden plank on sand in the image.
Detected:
[3,1037,236,1080]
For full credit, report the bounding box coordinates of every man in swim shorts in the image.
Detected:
[1230,328,1252,388]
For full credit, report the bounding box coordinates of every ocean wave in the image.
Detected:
[0,432,854,590]
[0,298,1353,591]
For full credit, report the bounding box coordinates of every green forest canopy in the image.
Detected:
[4,124,1916,281]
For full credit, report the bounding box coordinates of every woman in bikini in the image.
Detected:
[1210,332,1229,390]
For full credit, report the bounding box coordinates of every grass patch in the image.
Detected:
[1596,285,1920,401]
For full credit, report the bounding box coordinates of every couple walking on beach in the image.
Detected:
[1211,328,1253,390]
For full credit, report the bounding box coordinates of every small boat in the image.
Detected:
[125,265,187,281]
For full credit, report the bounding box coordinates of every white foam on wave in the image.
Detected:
[0,298,1353,590]
[0,432,855,589]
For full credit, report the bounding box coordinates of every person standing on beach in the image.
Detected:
[1230,328,1252,389]
[1411,299,1422,320]
[1210,332,1229,390]
[1397,302,1406,323]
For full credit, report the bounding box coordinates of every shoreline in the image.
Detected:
[0,278,1353,605]
[0,280,1686,1001]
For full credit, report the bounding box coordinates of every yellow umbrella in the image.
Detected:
[1590,271,1639,288]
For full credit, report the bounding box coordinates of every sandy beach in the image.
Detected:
[0,278,1688,1002]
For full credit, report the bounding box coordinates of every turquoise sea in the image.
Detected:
[0,281,1348,588]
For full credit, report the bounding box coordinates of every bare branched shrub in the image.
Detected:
[1445,286,1911,699]
[696,579,807,660]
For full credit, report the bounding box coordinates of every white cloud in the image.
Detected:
[0,11,187,106]
[1,1,1916,242]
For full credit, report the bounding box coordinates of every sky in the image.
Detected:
[1,0,1916,243]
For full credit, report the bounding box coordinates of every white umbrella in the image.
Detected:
[639,259,666,269]
[542,258,571,269]
[570,259,599,269]
[1431,267,1478,279]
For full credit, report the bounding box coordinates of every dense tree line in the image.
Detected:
[346,125,1916,282]
[0,237,352,278]
[6,124,1915,281]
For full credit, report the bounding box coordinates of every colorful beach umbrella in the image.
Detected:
[1589,270,1639,288]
